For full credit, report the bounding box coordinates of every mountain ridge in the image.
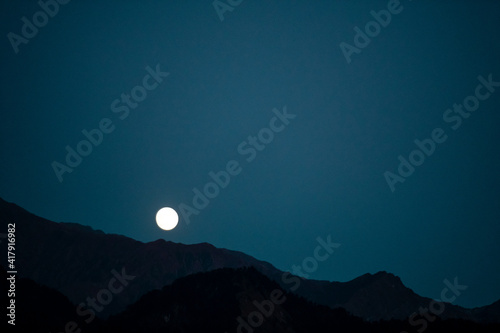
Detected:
[8,265,499,333]
[0,197,498,323]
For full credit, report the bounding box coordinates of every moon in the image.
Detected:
[156,207,179,230]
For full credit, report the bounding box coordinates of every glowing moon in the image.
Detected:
[156,207,179,230]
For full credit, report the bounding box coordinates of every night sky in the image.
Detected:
[1,0,500,309]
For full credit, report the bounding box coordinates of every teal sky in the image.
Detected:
[1,0,500,308]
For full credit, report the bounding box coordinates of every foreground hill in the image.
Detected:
[4,265,499,333]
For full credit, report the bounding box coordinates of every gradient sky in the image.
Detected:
[1,0,500,308]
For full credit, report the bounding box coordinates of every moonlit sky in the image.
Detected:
[1,1,500,308]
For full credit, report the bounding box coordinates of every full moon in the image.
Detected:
[156,207,179,230]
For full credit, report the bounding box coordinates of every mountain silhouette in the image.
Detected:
[101,266,371,333]
[1,197,499,327]
[99,267,500,333]
[3,264,499,333]
[1,265,103,333]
